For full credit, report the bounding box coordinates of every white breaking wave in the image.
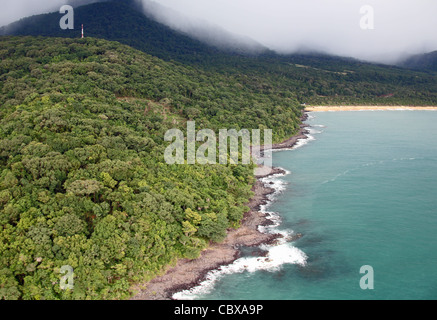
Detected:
[292,134,315,150]
[306,114,315,120]
[172,243,307,300]
[173,121,321,300]
[292,127,323,150]
[173,170,307,300]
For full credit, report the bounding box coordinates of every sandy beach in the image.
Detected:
[305,106,437,112]
[131,116,309,300]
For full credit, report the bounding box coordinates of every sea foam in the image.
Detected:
[172,126,319,300]
[173,170,307,300]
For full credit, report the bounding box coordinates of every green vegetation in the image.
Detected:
[1,1,437,301]
[0,1,226,64]
[247,55,437,106]
[3,0,437,107]
[0,36,303,299]
[399,51,437,73]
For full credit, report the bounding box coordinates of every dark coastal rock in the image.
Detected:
[260,218,275,227]
[132,112,309,301]
[251,249,269,257]
[286,233,303,242]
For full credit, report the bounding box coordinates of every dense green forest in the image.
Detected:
[0,36,304,299]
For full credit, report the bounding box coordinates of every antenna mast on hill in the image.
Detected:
[81,24,84,38]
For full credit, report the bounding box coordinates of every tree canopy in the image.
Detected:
[1,34,436,300]
[0,36,303,299]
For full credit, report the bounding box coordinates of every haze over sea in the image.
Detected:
[176,110,437,300]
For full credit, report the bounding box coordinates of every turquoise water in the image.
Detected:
[179,111,437,300]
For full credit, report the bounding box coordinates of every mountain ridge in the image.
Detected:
[0,0,270,62]
[135,0,269,55]
[1,0,437,106]
[0,1,223,62]
[398,51,437,72]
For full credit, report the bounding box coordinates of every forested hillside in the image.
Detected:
[0,36,303,299]
[2,1,437,106]
[1,0,437,301]
[399,51,437,73]
[0,1,227,64]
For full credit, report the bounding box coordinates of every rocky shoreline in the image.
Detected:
[131,113,309,300]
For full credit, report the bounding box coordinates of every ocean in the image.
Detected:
[174,110,437,300]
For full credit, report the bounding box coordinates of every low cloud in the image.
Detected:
[139,0,437,63]
[136,0,268,54]
[2,0,437,64]
[0,0,101,27]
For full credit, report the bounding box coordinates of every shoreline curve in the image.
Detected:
[130,113,310,300]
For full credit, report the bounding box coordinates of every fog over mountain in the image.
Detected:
[2,0,437,64]
[135,0,268,55]
[143,0,437,64]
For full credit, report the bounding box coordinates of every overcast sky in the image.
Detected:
[2,0,437,63]
[0,1,100,26]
